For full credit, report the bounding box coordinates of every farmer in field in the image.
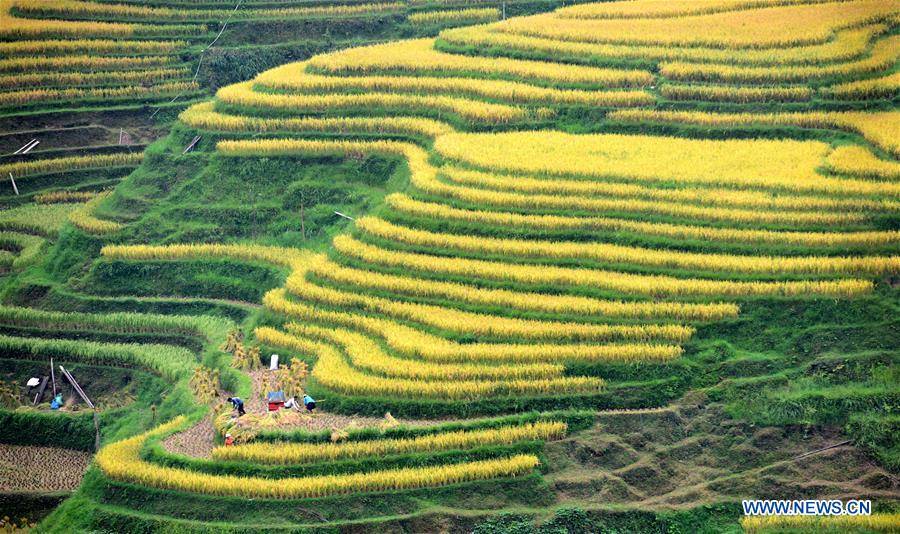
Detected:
[226,396,246,416]
[303,394,316,412]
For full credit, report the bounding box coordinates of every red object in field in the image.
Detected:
[224,435,234,447]
[267,391,286,412]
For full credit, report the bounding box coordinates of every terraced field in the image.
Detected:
[1,0,898,532]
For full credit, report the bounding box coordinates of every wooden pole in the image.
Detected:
[59,365,100,451]
[50,357,57,395]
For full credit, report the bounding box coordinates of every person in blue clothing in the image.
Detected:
[302,394,316,412]
[226,396,246,416]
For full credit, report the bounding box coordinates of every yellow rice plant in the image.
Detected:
[407,7,499,24]
[387,193,900,248]
[189,366,220,404]
[213,421,566,464]
[607,109,900,156]
[660,84,812,103]
[34,190,97,204]
[0,81,198,107]
[306,39,654,86]
[493,1,897,48]
[660,34,900,83]
[18,0,404,21]
[101,242,307,269]
[287,323,566,380]
[97,417,542,498]
[439,165,896,214]
[355,216,900,276]
[426,167,870,226]
[0,3,133,37]
[0,67,191,89]
[255,62,654,106]
[829,72,900,100]
[333,235,873,298]
[68,191,123,235]
[217,135,897,200]
[740,513,900,533]
[441,23,883,66]
[179,102,454,137]
[264,290,684,364]
[557,0,836,19]
[0,38,186,55]
[216,81,526,123]
[0,54,171,72]
[286,267,694,342]
[308,252,739,320]
[0,152,143,181]
[256,326,605,398]
[432,131,900,197]
[0,0,205,38]
[826,145,900,180]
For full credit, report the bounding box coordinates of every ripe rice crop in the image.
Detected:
[740,513,900,533]
[432,131,899,197]
[287,268,695,341]
[308,251,740,319]
[826,145,900,180]
[216,81,526,123]
[256,325,606,398]
[439,165,895,214]
[0,67,191,89]
[828,72,900,100]
[97,417,543,498]
[180,102,454,137]
[307,39,654,87]
[68,191,123,235]
[0,38,186,56]
[101,242,306,269]
[386,193,900,248]
[407,7,499,25]
[34,191,97,204]
[607,109,900,155]
[355,216,900,276]
[263,290,683,363]
[659,83,812,103]
[255,62,654,106]
[213,421,566,464]
[218,136,899,199]
[557,0,837,19]
[0,0,207,38]
[660,35,900,83]
[426,168,870,226]
[494,1,897,48]
[0,54,172,72]
[288,323,566,380]
[0,81,198,107]
[441,24,883,66]
[0,152,143,181]
[18,0,405,21]
[333,236,873,298]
